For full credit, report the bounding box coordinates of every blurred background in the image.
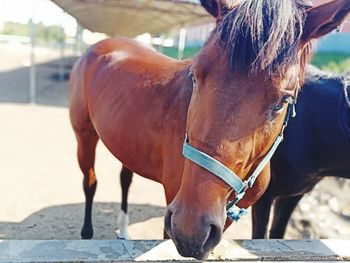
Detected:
[0,0,349,241]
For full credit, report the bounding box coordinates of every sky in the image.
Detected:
[0,0,77,36]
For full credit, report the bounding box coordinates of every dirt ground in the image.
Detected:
[0,43,349,242]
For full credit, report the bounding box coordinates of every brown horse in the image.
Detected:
[69,0,350,259]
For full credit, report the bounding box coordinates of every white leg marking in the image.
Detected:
[116,211,130,239]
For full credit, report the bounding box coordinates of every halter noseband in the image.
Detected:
[182,94,297,221]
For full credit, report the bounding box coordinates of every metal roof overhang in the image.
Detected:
[51,0,213,37]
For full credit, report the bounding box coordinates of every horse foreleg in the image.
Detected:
[76,129,99,239]
[116,165,133,239]
[251,185,274,239]
[269,195,303,238]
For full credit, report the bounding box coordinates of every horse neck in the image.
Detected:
[162,64,193,135]
[304,71,344,126]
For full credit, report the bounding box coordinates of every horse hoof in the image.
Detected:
[81,227,93,239]
[116,211,130,239]
[116,231,130,240]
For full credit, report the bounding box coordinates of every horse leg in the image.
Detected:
[116,165,133,239]
[76,128,99,239]
[269,195,303,238]
[251,186,274,239]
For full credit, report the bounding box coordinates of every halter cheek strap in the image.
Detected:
[182,139,247,221]
[182,102,296,221]
[183,137,245,193]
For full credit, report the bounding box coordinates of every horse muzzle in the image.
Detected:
[164,205,223,260]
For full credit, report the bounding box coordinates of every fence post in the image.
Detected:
[29,17,36,104]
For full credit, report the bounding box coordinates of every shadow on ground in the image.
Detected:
[0,202,165,240]
[0,57,76,107]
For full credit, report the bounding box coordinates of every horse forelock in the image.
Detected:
[213,0,312,78]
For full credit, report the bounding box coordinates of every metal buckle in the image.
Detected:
[227,205,248,222]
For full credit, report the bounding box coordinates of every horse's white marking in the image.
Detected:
[116,211,130,239]
[110,51,130,62]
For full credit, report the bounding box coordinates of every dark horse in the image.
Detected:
[69,0,350,259]
[252,65,350,239]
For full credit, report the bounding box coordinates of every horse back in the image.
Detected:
[69,37,179,130]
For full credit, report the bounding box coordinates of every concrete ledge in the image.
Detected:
[0,239,350,262]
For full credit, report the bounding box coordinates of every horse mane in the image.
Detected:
[344,71,350,79]
[213,0,312,78]
[305,65,334,80]
[343,71,350,108]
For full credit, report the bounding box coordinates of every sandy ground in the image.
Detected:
[0,101,173,240]
[0,43,349,242]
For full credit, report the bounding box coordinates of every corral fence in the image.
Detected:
[1,239,350,262]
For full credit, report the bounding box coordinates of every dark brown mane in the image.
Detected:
[211,0,312,78]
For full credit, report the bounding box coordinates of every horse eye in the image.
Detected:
[190,72,197,86]
[272,95,293,112]
[272,102,284,112]
[272,96,288,112]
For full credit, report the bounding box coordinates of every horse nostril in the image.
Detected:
[164,209,173,238]
[202,224,222,253]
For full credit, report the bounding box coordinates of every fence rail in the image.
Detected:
[1,239,349,262]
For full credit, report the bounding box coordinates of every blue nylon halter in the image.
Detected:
[182,101,296,221]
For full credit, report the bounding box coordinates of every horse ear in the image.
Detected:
[200,0,220,18]
[302,0,350,43]
[200,0,230,20]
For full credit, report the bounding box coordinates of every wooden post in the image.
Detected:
[58,11,65,82]
[177,28,187,60]
[29,17,36,104]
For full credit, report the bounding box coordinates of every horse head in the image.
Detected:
[165,0,350,259]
